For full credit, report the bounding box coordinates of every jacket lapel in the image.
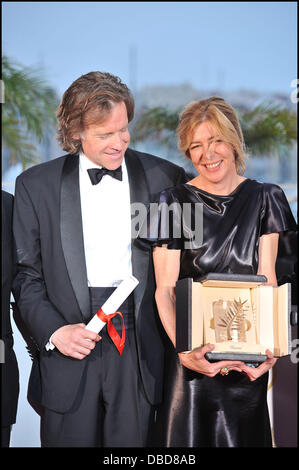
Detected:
[60,150,151,321]
[60,155,90,320]
[125,149,151,316]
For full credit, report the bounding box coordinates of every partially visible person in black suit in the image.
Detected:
[12,71,187,447]
[1,190,19,447]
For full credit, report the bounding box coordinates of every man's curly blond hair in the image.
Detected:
[57,71,134,154]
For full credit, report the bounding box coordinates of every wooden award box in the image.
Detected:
[175,273,292,363]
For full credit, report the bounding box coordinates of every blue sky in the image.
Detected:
[2,1,297,96]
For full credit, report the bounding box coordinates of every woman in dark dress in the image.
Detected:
[141,97,296,447]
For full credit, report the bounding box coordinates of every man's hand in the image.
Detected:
[51,323,101,360]
[178,344,244,377]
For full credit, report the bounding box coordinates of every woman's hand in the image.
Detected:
[178,344,244,377]
[239,350,277,381]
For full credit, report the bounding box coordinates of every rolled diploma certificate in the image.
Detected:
[85,275,139,333]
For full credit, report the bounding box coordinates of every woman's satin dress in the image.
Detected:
[143,179,296,447]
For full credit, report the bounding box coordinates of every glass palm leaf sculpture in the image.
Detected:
[216,298,248,342]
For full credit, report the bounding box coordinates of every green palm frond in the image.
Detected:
[2,117,40,168]
[2,55,59,169]
[239,102,297,156]
[131,102,297,159]
[131,106,180,147]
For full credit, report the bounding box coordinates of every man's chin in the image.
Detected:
[104,155,124,169]
[84,149,126,169]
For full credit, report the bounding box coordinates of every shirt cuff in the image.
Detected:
[45,333,56,351]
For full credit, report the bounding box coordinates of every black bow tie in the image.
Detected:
[87,166,122,185]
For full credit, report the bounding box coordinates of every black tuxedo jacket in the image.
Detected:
[1,191,19,427]
[12,149,187,413]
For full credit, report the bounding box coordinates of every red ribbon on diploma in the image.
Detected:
[96,308,125,355]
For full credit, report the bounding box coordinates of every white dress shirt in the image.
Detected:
[46,151,132,350]
[79,151,132,286]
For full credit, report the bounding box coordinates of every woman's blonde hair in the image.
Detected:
[177,97,247,175]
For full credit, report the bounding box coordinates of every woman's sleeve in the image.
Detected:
[260,183,297,235]
[137,188,184,250]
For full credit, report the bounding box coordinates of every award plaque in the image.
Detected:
[175,273,292,363]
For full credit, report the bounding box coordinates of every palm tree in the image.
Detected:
[131,101,297,160]
[239,102,297,156]
[2,55,59,170]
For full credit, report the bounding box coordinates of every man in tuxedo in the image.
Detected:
[1,191,19,447]
[12,71,187,447]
